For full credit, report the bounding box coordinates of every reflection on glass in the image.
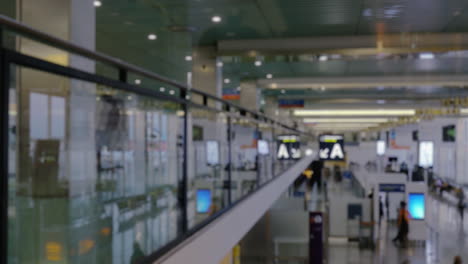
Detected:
[230,119,259,202]
[187,109,228,228]
[8,67,183,264]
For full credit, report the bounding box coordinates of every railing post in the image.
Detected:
[180,102,188,233]
[227,115,232,205]
[118,68,127,83]
[0,26,10,264]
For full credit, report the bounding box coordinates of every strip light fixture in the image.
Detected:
[294,109,415,116]
[303,118,391,123]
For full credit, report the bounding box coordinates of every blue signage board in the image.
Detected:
[379,183,405,192]
[408,193,425,220]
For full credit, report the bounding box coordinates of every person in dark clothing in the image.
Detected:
[130,242,145,264]
[393,201,410,247]
[385,194,390,220]
[458,189,465,220]
[310,160,324,191]
[379,197,384,224]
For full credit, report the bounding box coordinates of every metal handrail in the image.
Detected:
[0,15,303,132]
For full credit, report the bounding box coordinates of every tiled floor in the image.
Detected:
[324,182,468,264]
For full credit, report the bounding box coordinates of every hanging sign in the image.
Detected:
[276,135,301,160]
[319,134,344,161]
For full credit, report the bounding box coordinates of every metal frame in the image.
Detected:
[0,16,309,264]
[0,27,9,264]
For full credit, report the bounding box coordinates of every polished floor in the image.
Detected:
[324,180,468,264]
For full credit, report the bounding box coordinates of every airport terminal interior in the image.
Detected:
[2,0,468,263]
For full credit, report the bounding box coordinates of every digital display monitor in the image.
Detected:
[443,125,456,142]
[419,141,434,168]
[206,141,220,165]
[257,140,269,155]
[196,189,211,214]
[377,140,386,156]
[408,193,425,220]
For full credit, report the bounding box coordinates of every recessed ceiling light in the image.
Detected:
[127,96,132,100]
[319,55,328,62]
[266,73,273,79]
[320,86,326,91]
[419,53,434,60]
[224,78,230,84]
[160,87,165,92]
[271,83,278,89]
[94,1,102,7]
[185,55,192,61]
[216,61,223,67]
[255,60,262,67]
[261,100,266,105]
[212,16,222,23]
[236,86,241,91]
[148,34,157,40]
[281,89,285,94]
[134,79,141,85]
[169,90,175,95]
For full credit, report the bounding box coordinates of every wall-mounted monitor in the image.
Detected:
[193,125,204,141]
[257,140,269,155]
[408,193,425,220]
[206,140,220,165]
[377,140,386,156]
[196,189,212,214]
[412,130,418,141]
[418,141,434,168]
[442,125,456,142]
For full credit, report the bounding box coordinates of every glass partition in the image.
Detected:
[187,108,229,228]
[257,122,274,184]
[230,118,259,203]
[7,65,183,264]
[0,23,308,264]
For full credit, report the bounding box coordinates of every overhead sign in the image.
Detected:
[276,135,301,160]
[319,134,344,161]
[278,99,305,108]
[379,183,405,192]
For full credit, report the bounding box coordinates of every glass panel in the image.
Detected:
[258,122,274,184]
[187,108,229,228]
[230,117,259,203]
[7,66,183,264]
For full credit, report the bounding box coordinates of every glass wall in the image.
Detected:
[7,66,183,264]
[187,108,229,228]
[0,19,307,264]
[230,117,259,203]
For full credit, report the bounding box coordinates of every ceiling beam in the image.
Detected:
[258,75,468,89]
[218,33,468,56]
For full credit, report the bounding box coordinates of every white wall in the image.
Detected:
[379,117,468,184]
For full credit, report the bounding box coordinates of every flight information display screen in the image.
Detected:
[408,193,425,220]
[196,189,212,214]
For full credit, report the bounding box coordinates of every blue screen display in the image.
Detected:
[196,189,211,213]
[408,193,425,220]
